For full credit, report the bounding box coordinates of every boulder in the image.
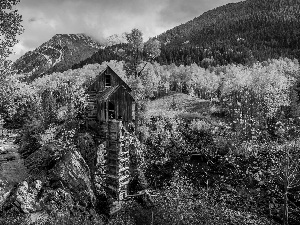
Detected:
[15,181,35,213]
[49,150,96,207]
[2,180,43,214]
[0,182,75,225]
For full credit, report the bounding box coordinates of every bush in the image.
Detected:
[110,173,275,225]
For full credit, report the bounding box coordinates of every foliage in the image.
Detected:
[0,73,39,127]
[0,0,23,63]
[142,117,221,189]
[138,107,300,224]
[124,29,161,79]
[219,58,299,141]
[270,140,300,225]
[110,173,275,225]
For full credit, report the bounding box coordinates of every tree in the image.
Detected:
[0,0,24,63]
[125,28,144,79]
[272,140,300,225]
[125,29,161,78]
[0,0,23,116]
[124,28,161,134]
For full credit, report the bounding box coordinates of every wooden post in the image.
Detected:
[106,101,109,122]
[0,118,4,139]
[135,101,139,135]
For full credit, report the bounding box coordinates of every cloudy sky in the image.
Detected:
[10,0,243,61]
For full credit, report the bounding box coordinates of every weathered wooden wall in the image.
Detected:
[97,87,133,123]
[86,91,97,120]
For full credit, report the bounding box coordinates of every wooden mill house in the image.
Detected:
[86,65,135,124]
[86,66,135,212]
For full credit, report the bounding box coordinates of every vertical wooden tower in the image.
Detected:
[104,121,130,201]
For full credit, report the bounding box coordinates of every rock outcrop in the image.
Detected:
[0,149,100,224]
[0,180,11,211]
[49,149,96,207]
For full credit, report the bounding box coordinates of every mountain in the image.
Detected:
[12,33,103,80]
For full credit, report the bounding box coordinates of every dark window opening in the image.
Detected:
[105,74,111,87]
[108,102,115,119]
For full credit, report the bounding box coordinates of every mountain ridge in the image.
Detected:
[12,33,103,80]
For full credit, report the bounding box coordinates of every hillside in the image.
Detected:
[12,34,103,80]
[155,0,300,66]
[71,43,126,70]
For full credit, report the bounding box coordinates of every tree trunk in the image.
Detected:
[283,150,289,225]
[283,188,288,225]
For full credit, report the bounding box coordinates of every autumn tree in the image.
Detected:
[0,0,23,65]
[0,0,24,118]
[124,28,161,133]
[124,29,160,78]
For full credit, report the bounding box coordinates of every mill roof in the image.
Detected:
[87,65,132,93]
[97,84,135,102]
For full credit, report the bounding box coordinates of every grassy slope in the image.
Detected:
[145,92,222,124]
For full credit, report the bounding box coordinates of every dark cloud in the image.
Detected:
[9,0,244,61]
[28,17,36,22]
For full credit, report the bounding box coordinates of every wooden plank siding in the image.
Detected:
[86,91,97,120]
[97,86,134,123]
